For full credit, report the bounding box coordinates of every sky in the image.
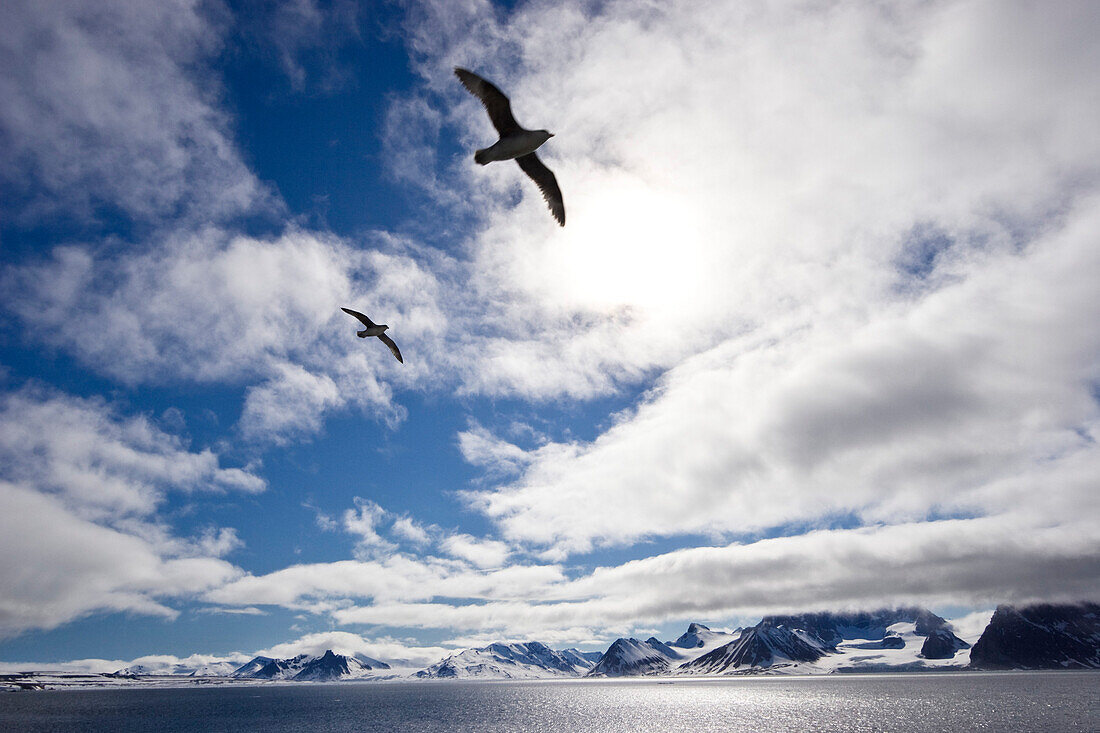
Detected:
[1,0,1098,673]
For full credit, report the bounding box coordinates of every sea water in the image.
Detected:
[1,671,1097,732]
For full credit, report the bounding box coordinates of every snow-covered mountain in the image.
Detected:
[112,660,240,677]
[677,608,972,675]
[229,650,390,681]
[247,653,313,680]
[762,608,949,647]
[109,664,167,677]
[230,656,274,678]
[586,624,741,677]
[585,637,683,677]
[681,622,831,674]
[671,622,742,650]
[291,650,383,681]
[415,642,601,679]
[970,602,1100,669]
[94,601,1100,686]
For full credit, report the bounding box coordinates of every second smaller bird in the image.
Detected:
[341,307,403,363]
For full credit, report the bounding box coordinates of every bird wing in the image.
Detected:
[341,307,376,329]
[516,153,565,226]
[377,333,403,363]
[454,67,521,136]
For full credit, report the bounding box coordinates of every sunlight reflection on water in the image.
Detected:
[2,671,1097,732]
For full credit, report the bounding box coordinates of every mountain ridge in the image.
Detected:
[98,601,1098,682]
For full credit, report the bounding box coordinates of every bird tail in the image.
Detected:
[357,330,369,338]
[474,147,491,165]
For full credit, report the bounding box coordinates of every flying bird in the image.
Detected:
[341,307,403,363]
[454,67,565,227]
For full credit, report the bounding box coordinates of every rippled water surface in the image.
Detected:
[2,672,1097,732]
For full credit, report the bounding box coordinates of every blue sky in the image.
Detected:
[1,0,1099,672]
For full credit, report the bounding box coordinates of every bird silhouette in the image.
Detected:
[341,307,403,363]
[454,67,565,227]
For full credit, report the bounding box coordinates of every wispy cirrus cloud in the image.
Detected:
[236,0,363,93]
[0,386,264,522]
[0,0,273,227]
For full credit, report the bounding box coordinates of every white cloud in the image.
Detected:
[4,228,447,443]
[0,659,123,675]
[197,606,265,617]
[388,0,1100,407]
[203,556,566,610]
[307,495,514,567]
[0,387,262,637]
[368,0,1100,635]
[327,514,1098,643]
[948,608,996,644]
[256,630,450,670]
[558,518,1100,620]
[194,528,245,559]
[119,651,252,672]
[0,0,271,225]
[240,362,344,444]
[438,533,511,569]
[457,422,533,478]
[7,229,357,384]
[391,516,432,545]
[0,386,264,523]
[342,498,398,558]
[0,480,241,638]
[462,194,1100,555]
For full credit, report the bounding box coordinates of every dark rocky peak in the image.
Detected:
[881,632,906,649]
[253,654,311,680]
[970,602,1100,670]
[292,650,363,681]
[920,628,970,659]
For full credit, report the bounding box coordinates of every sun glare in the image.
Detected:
[549,177,712,317]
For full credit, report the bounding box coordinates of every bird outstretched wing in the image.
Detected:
[516,153,565,226]
[454,67,521,136]
[341,307,376,329]
[378,333,403,363]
